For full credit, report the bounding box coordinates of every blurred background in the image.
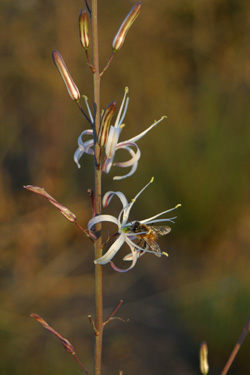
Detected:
[1,0,250,374]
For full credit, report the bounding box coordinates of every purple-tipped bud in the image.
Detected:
[52,50,80,101]
[112,2,142,52]
[79,9,89,50]
[200,342,209,375]
[98,101,117,147]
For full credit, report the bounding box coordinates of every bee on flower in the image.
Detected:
[88,178,181,272]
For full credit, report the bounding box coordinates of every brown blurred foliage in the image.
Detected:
[1,0,250,374]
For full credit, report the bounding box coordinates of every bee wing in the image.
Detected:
[144,238,162,257]
[151,225,171,236]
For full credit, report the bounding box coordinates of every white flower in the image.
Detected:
[74,88,167,180]
[88,178,181,272]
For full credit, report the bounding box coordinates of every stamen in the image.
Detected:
[114,87,129,128]
[82,95,93,123]
[127,116,167,144]
[132,177,154,203]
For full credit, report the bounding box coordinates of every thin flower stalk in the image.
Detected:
[91,1,104,375]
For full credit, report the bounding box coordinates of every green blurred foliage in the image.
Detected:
[1,0,250,374]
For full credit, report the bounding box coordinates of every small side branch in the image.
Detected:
[74,221,96,240]
[103,300,124,327]
[88,315,98,336]
[85,50,96,72]
[100,52,115,78]
[220,314,250,375]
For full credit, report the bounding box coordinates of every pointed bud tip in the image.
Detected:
[150,177,154,183]
[175,204,182,208]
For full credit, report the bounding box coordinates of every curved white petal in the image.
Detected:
[112,144,140,180]
[102,157,113,174]
[82,139,95,153]
[74,129,94,167]
[113,142,141,168]
[105,126,122,159]
[103,142,140,178]
[94,234,126,265]
[88,214,119,231]
[113,162,138,181]
[74,139,94,167]
[74,148,85,168]
[102,191,128,210]
[110,239,138,272]
[78,129,94,144]
[127,116,166,144]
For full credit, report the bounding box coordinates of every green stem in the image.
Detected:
[91,1,103,375]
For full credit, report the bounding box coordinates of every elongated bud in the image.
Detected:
[52,50,80,101]
[79,9,89,49]
[23,185,77,222]
[112,2,142,52]
[200,342,209,375]
[98,101,117,147]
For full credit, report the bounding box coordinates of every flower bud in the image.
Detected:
[23,185,77,222]
[112,2,142,52]
[98,101,117,147]
[79,9,89,50]
[52,50,80,101]
[200,342,209,375]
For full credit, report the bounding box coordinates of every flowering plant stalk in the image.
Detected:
[26,0,179,372]
[23,1,250,374]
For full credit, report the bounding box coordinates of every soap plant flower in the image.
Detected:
[88,178,180,271]
[74,88,167,180]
